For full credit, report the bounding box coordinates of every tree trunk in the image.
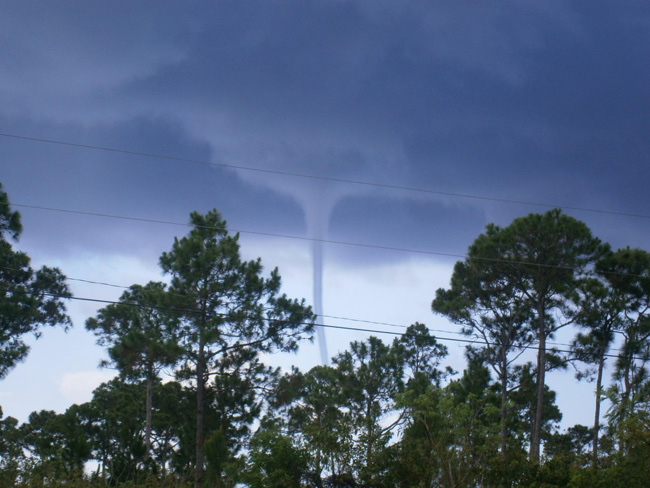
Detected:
[316,412,322,481]
[530,305,546,462]
[592,351,605,465]
[366,402,373,476]
[500,350,508,456]
[195,344,206,488]
[145,369,153,463]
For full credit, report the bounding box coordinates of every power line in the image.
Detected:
[2,264,587,350]
[66,274,452,335]
[7,201,650,280]
[0,263,454,335]
[57,277,634,353]
[0,262,587,352]
[60,273,575,349]
[0,201,478,259]
[2,132,650,220]
[3,284,645,361]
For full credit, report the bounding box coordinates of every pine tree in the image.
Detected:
[159,209,314,488]
[0,182,71,379]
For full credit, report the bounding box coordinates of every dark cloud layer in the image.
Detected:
[329,195,487,265]
[1,115,304,258]
[1,1,649,262]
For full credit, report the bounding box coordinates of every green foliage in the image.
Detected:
[333,336,403,485]
[601,249,650,429]
[279,365,354,482]
[20,407,90,481]
[436,209,601,462]
[0,258,71,377]
[203,429,236,487]
[395,322,450,393]
[159,209,315,486]
[78,378,148,483]
[152,381,195,475]
[160,210,314,361]
[395,358,501,488]
[86,281,181,380]
[243,427,308,488]
[5,202,650,487]
[0,183,72,379]
[0,182,22,240]
[590,412,650,485]
[86,281,182,463]
[572,247,650,462]
[10,473,192,488]
[544,425,592,464]
[0,406,23,486]
[509,363,563,446]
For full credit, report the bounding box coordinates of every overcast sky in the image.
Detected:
[1,1,649,428]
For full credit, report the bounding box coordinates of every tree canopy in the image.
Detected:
[3,195,650,488]
[159,209,315,488]
[0,183,71,379]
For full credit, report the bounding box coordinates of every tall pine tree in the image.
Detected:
[159,210,314,488]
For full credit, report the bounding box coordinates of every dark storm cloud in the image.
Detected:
[118,1,556,148]
[2,0,649,262]
[1,115,303,258]
[328,195,487,266]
